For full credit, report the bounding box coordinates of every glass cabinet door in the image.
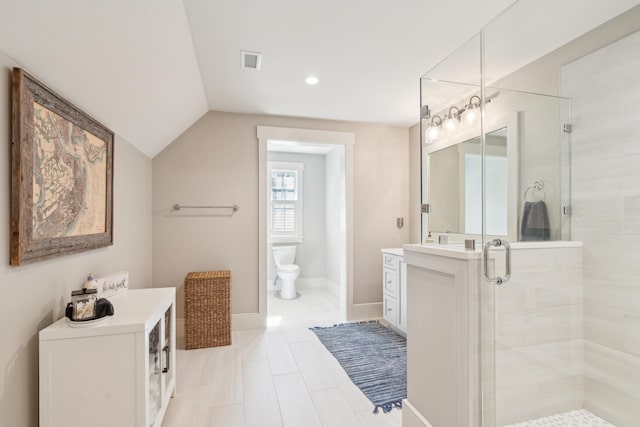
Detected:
[148,320,162,426]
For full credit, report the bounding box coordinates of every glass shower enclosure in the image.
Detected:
[419,2,640,425]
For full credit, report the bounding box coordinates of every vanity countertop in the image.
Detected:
[403,240,583,261]
[381,248,403,256]
[403,243,482,260]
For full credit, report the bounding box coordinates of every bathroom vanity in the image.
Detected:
[381,248,407,334]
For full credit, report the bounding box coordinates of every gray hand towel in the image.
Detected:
[521,201,550,241]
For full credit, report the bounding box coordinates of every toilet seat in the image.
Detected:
[278,264,300,273]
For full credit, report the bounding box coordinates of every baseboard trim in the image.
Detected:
[348,302,382,321]
[232,313,264,330]
[176,313,264,341]
[402,399,433,427]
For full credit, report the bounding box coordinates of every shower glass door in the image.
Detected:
[481,2,576,425]
[480,86,574,426]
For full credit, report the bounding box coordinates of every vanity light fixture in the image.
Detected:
[305,76,319,85]
[443,106,460,134]
[461,95,481,126]
[426,115,443,143]
[422,92,497,145]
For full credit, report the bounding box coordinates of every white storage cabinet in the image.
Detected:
[39,288,176,427]
[381,248,407,334]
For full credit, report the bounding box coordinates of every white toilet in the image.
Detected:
[272,245,300,299]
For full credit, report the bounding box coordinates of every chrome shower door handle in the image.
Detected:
[483,238,511,285]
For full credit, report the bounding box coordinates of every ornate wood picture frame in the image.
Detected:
[11,68,114,265]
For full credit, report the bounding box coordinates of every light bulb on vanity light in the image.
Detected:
[461,95,481,126]
[443,106,460,134]
[462,108,478,126]
[427,125,440,141]
[425,115,442,143]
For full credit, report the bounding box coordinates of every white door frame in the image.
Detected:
[257,126,355,326]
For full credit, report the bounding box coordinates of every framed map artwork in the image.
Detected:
[10,68,114,265]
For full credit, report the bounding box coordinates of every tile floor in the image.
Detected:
[162,287,616,427]
[162,287,403,427]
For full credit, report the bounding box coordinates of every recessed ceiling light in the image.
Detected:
[305,76,319,85]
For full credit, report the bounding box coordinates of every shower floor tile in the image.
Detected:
[505,409,615,427]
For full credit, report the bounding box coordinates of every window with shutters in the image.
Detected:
[268,161,304,242]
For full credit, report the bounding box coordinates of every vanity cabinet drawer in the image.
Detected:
[381,249,405,334]
[383,254,399,270]
[383,295,398,326]
[383,267,397,297]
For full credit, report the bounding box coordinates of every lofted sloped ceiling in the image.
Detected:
[0,0,208,158]
[1,0,639,157]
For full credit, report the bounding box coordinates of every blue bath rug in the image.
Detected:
[309,320,406,413]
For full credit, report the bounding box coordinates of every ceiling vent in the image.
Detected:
[241,51,262,70]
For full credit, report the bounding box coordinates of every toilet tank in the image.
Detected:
[272,245,296,266]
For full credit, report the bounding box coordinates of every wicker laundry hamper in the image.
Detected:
[184,270,231,349]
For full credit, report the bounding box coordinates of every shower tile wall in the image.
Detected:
[495,246,583,426]
[562,30,640,426]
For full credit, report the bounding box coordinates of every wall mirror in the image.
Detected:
[423,114,519,242]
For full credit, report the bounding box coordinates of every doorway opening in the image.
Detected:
[257,126,354,327]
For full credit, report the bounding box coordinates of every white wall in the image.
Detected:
[562,30,640,426]
[352,123,411,303]
[325,147,346,290]
[266,152,326,282]
[152,110,410,320]
[0,54,153,427]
